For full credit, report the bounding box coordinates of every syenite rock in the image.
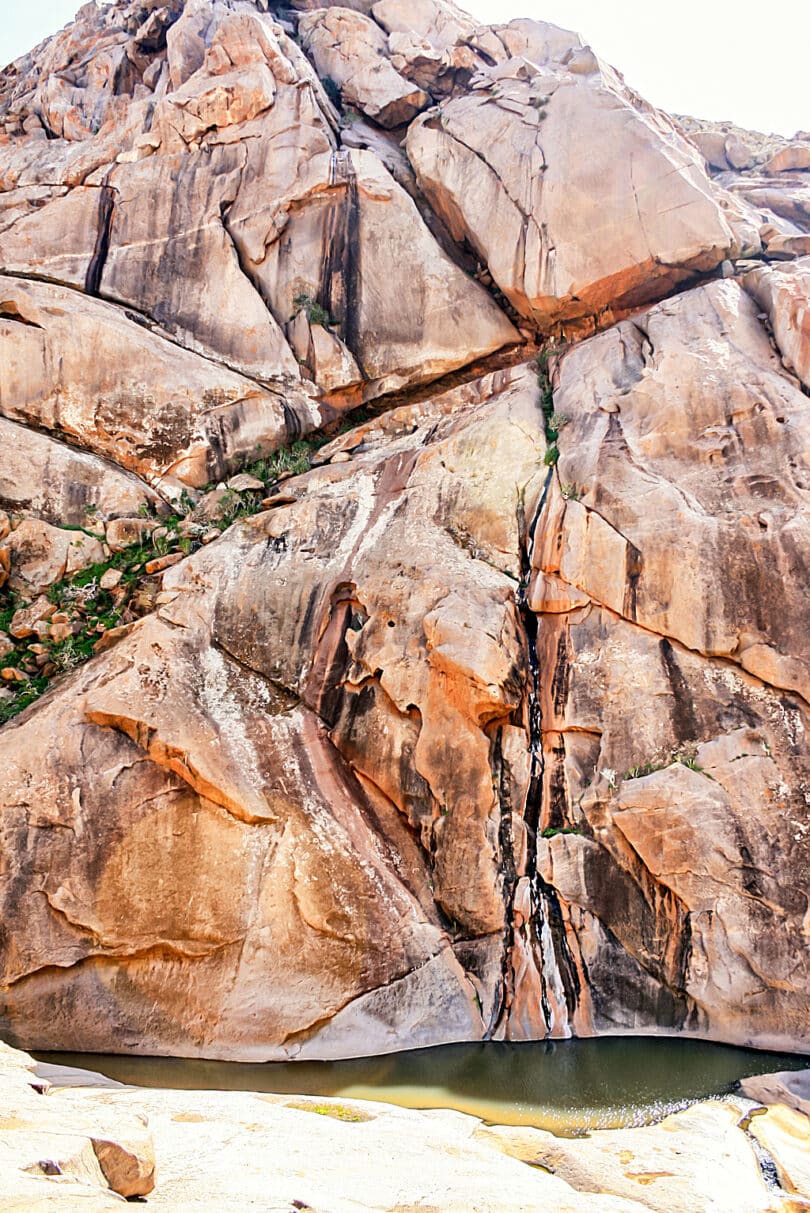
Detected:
[0,0,809,1061]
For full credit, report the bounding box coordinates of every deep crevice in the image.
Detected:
[84,177,115,296]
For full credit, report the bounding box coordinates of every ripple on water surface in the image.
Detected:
[35,1036,809,1137]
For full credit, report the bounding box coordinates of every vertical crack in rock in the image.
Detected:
[323,149,365,375]
[490,467,577,1037]
[85,175,116,296]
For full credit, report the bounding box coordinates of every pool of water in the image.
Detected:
[37,1037,808,1136]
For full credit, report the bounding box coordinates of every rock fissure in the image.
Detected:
[84,176,116,296]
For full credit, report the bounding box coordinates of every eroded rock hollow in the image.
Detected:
[0,0,808,1060]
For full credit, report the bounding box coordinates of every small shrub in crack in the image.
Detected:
[293,293,332,327]
[536,344,568,466]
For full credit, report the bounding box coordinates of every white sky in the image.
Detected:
[1,0,807,138]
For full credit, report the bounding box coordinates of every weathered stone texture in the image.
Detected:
[0,0,808,1063]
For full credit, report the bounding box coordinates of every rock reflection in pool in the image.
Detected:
[36,1037,808,1136]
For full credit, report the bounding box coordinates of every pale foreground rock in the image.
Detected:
[0,1041,155,1206]
[750,1106,810,1200]
[741,1071,810,1200]
[479,1100,807,1213]
[3,1044,806,1213]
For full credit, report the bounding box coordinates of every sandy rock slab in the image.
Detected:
[479,1100,810,1213]
[3,1045,810,1213]
[0,1041,155,1207]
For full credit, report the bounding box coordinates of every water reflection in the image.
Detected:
[37,1036,808,1136]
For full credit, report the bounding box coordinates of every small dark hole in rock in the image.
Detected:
[387,620,395,628]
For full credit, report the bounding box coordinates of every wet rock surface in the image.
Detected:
[1,0,809,1069]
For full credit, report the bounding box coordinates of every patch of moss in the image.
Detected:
[286,1101,371,1123]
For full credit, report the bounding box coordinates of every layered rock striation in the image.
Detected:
[0,0,809,1060]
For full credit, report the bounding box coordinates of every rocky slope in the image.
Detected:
[0,0,809,1060]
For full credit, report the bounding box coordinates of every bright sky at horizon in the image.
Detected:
[1,0,807,139]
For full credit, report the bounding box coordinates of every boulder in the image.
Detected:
[407,29,753,330]
[765,144,810,173]
[742,1070,810,1119]
[0,416,165,526]
[6,520,104,595]
[0,276,319,488]
[744,257,810,390]
[298,8,429,128]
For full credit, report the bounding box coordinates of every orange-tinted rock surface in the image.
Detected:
[0,0,808,1061]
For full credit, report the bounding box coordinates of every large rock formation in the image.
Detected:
[0,0,808,1061]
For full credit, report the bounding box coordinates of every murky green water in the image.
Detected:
[37,1037,807,1136]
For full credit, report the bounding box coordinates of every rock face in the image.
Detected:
[0,0,808,1062]
[405,39,757,332]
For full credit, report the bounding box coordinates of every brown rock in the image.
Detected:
[144,552,184,575]
[0,632,14,660]
[1,666,26,682]
[9,596,56,640]
[765,144,810,173]
[91,1129,156,1199]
